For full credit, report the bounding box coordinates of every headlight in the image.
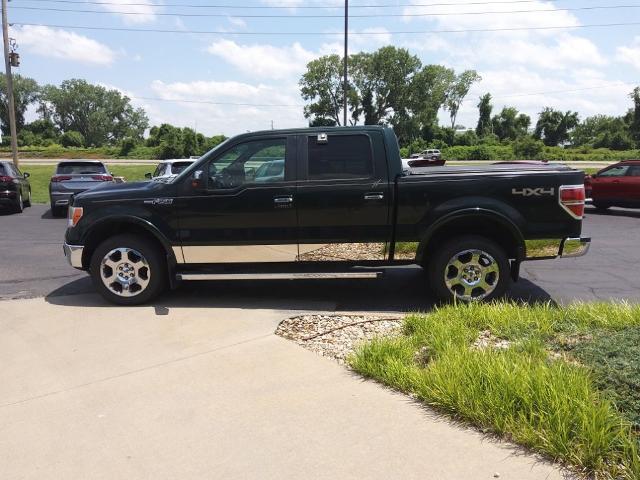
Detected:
[68,206,84,227]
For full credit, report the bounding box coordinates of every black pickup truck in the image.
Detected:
[63,126,590,305]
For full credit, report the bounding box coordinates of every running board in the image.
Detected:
[177,272,382,281]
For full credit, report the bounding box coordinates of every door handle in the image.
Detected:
[364,193,384,201]
[274,195,293,205]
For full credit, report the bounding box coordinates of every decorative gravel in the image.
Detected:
[276,314,404,363]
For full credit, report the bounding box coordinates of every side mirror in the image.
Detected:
[23,172,30,178]
[145,172,152,179]
[191,170,204,190]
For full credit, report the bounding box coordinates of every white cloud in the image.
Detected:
[97,0,158,24]
[13,25,115,66]
[206,40,317,80]
[450,68,633,129]
[616,36,640,71]
[148,80,306,134]
[227,17,247,28]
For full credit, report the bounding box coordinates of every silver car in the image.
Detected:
[49,161,114,217]
[145,159,195,182]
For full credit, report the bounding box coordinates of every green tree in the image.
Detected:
[182,127,198,157]
[40,79,148,146]
[476,93,493,137]
[349,46,422,127]
[630,87,640,146]
[571,115,629,148]
[299,54,346,126]
[410,64,456,143]
[0,73,40,136]
[492,107,531,141]
[445,70,481,129]
[534,107,579,147]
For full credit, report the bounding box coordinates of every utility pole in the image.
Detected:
[1,0,18,167]
[343,0,348,128]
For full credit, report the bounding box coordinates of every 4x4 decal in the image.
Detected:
[512,188,555,197]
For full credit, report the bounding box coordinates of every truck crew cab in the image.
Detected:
[63,126,590,305]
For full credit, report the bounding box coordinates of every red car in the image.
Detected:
[584,160,640,210]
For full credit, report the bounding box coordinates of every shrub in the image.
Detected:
[119,137,138,157]
[513,136,545,159]
[60,131,85,148]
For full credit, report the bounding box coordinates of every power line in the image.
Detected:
[11,21,640,35]
[9,0,585,10]
[11,3,640,18]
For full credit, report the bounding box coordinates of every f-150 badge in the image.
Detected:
[512,188,555,197]
[144,198,174,205]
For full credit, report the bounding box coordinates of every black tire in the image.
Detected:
[13,191,24,214]
[427,235,511,303]
[23,189,31,208]
[90,234,167,305]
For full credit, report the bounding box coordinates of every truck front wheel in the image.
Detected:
[427,235,510,302]
[90,234,167,305]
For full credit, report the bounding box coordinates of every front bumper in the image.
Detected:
[525,237,591,260]
[63,242,84,269]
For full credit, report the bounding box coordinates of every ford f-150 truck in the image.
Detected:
[63,126,590,305]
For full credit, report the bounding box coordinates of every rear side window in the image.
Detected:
[57,162,107,175]
[599,166,629,177]
[307,134,373,180]
[627,166,640,177]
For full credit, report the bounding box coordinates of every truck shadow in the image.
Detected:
[44,266,554,312]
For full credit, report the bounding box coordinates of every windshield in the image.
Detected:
[57,162,107,175]
[171,161,194,174]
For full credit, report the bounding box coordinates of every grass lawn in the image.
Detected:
[350,302,640,479]
[22,165,153,204]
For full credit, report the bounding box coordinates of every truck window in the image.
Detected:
[208,138,286,189]
[307,134,373,180]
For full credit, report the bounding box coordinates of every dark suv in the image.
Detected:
[0,161,31,213]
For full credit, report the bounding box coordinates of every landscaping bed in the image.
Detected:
[278,303,640,479]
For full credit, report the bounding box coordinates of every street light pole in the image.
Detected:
[1,0,18,167]
[343,0,348,128]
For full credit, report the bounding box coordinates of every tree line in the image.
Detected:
[0,75,226,159]
[300,46,640,157]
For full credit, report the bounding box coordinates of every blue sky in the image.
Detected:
[8,0,640,136]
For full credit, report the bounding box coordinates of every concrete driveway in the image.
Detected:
[0,295,564,479]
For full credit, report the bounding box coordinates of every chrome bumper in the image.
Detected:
[525,237,591,260]
[63,243,84,268]
[560,237,591,258]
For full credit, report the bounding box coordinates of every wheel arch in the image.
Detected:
[81,216,177,273]
[416,209,525,267]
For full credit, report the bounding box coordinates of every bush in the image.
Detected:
[513,136,545,159]
[60,131,85,148]
[119,137,138,157]
[17,130,37,147]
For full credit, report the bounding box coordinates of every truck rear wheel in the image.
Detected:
[427,235,510,302]
[90,234,167,305]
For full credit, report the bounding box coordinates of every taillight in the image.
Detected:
[559,185,586,219]
[92,175,113,181]
[51,175,72,182]
[0,175,14,183]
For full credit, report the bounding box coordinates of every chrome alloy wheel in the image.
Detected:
[100,248,151,297]
[444,249,500,301]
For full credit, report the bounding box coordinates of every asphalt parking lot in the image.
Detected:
[1,203,639,306]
